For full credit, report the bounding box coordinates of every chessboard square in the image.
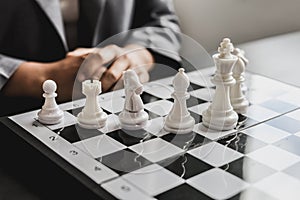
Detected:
[100,149,152,175]
[189,111,202,124]
[54,125,80,143]
[102,177,155,200]
[220,157,276,183]
[161,154,213,180]
[266,115,300,134]
[247,145,300,171]
[188,142,243,167]
[286,109,300,121]
[254,172,300,200]
[144,83,173,99]
[274,135,300,156]
[245,105,279,122]
[67,107,82,116]
[74,134,126,158]
[101,97,125,114]
[156,183,213,200]
[143,117,168,137]
[123,164,184,196]
[189,88,215,102]
[243,123,290,144]
[188,102,211,116]
[260,99,298,113]
[246,90,274,105]
[187,82,204,92]
[129,138,184,163]
[283,162,300,181]
[228,187,280,200]
[44,111,76,130]
[144,100,173,117]
[187,168,248,199]
[98,114,120,134]
[277,90,300,106]
[186,96,205,108]
[218,133,267,154]
[107,129,155,147]
[193,123,236,141]
[140,92,161,104]
[187,70,215,88]
[161,132,210,150]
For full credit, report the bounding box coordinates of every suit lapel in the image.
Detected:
[35,0,68,51]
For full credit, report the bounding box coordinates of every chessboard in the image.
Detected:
[3,66,300,200]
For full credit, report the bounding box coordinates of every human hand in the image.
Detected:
[68,44,154,92]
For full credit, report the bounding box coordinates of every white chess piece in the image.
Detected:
[164,68,195,134]
[38,80,64,124]
[118,70,148,130]
[231,48,249,114]
[77,80,107,129]
[202,38,238,131]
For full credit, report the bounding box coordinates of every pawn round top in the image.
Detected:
[43,80,57,94]
[173,68,190,92]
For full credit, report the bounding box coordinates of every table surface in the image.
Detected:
[1,31,300,200]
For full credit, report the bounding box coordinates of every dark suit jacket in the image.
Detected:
[0,0,181,116]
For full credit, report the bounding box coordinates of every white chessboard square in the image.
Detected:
[277,90,300,106]
[245,105,279,122]
[102,177,155,200]
[254,172,300,200]
[100,89,125,101]
[188,102,211,116]
[247,145,300,171]
[143,117,168,137]
[187,168,248,199]
[193,123,236,141]
[187,70,215,88]
[144,83,173,99]
[47,111,77,130]
[98,114,121,134]
[74,134,126,158]
[188,141,243,167]
[144,100,173,117]
[286,109,300,121]
[123,164,184,196]
[189,88,215,102]
[243,123,290,144]
[129,138,184,163]
[101,97,125,114]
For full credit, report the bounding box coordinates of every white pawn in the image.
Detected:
[202,38,238,131]
[77,80,107,129]
[119,70,148,130]
[164,68,195,134]
[38,80,64,124]
[231,48,249,114]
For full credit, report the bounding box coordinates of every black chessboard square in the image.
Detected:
[274,135,300,156]
[220,156,276,183]
[141,92,161,104]
[187,82,204,92]
[190,111,202,124]
[187,96,206,108]
[67,107,111,117]
[98,148,152,175]
[156,183,213,200]
[161,132,209,150]
[265,115,300,134]
[160,154,213,180]
[217,132,266,154]
[146,110,161,120]
[54,125,103,143]
[107,129,156,147]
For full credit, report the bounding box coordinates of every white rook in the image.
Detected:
[77,80,107,129]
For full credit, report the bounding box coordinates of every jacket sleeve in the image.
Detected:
[0,54,24,90]
[126,0,182,63]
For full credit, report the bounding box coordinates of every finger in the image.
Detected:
[131,65,151,83]
[77,53,103,82]
[100,57,130,92]
[96,45,124,65]
[67,48,95,57]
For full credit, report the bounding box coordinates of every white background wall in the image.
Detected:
[174,0,300,52]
